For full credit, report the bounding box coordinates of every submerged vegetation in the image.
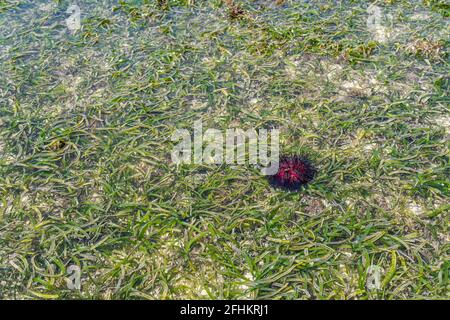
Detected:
[0,0,448,299]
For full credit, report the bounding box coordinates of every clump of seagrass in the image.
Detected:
[405,39,445,61]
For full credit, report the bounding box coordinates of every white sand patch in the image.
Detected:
[249,98,259,105]
[341,80,365,91]
[239,271,255,291]
[363,143,377,153]
[236,271,256,299]
[345,199,354,208]
[63,75,83,94]
[190,99,208,111]
[0,44,10,57]
[192,173,208,184]
[341,251,353,257]
[370,25,392,43]
[202,57,217,70]
[434,115,450,134]
[153,234,183,265]
[172,261,225,299]
[39,3,57,12]
[284,58,303,80]
[89,190,103,204]
[322,62,343,81]
[407,201,423,215]
[338,74,381,99]
[0,197,13,216]
[410,13,431,21]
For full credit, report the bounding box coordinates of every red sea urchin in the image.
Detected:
[269,155,316,190]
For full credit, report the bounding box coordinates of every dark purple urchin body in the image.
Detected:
[269,156,316,190]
